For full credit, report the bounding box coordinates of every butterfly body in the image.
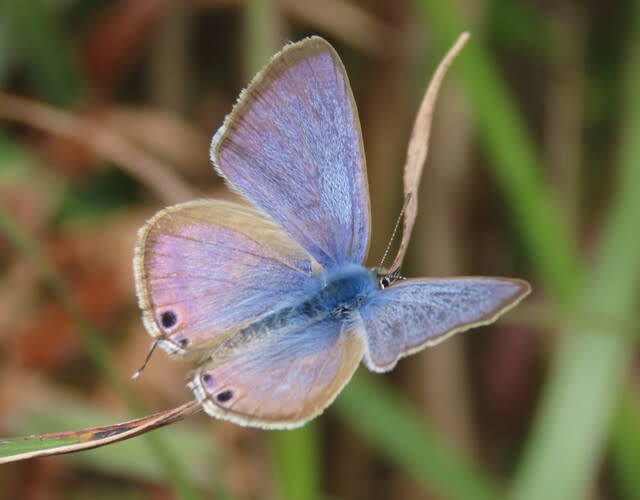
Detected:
[134,36,530,429]
[200,264,375,363]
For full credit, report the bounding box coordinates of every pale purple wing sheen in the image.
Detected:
[211,37,370,268]
[359,278,530,372]
[189,318,364,429]
[134,199,319,355]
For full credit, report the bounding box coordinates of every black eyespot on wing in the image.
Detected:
[160,310,178,329]
[216,390,234,403]
[178,337,189,348]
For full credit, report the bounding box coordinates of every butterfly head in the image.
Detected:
[372,268,404,290]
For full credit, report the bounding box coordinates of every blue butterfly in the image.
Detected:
[134,37,530,429]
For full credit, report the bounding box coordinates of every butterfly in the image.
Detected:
[133,36,530,429]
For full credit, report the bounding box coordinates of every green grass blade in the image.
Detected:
[611,394,640,500]
[271,424,321,500]
[0,402,201,465]
[2,402,209,485]
[416,2,640,499]
[1,435,79,458]
[4,0,82,106]
[0,16,14,84]
[415,0,580,299]
[509,11,640,497]
[243,0,282,83]
[335,374,500,500]
[509,328,632,500]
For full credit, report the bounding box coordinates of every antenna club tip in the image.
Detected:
[131,370,141,380]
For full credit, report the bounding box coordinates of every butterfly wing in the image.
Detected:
[211,37,370,268]
[189,318,364,429]
[134,199,320,355]
[359,277,530,372]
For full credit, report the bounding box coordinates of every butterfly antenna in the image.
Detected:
[378,194,412,269]
[132,340,159,380]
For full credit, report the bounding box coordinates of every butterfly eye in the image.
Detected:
[160,310,178,329]
[379,276,391,289]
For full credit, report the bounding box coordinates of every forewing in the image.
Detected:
[189,319,364,429]
[359,277,530,372]
[212,37,370,268]
[134,199,319,355]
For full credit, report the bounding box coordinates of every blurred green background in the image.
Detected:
[1,0,639,499]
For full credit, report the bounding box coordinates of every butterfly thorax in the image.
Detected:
[306,264,378,319]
